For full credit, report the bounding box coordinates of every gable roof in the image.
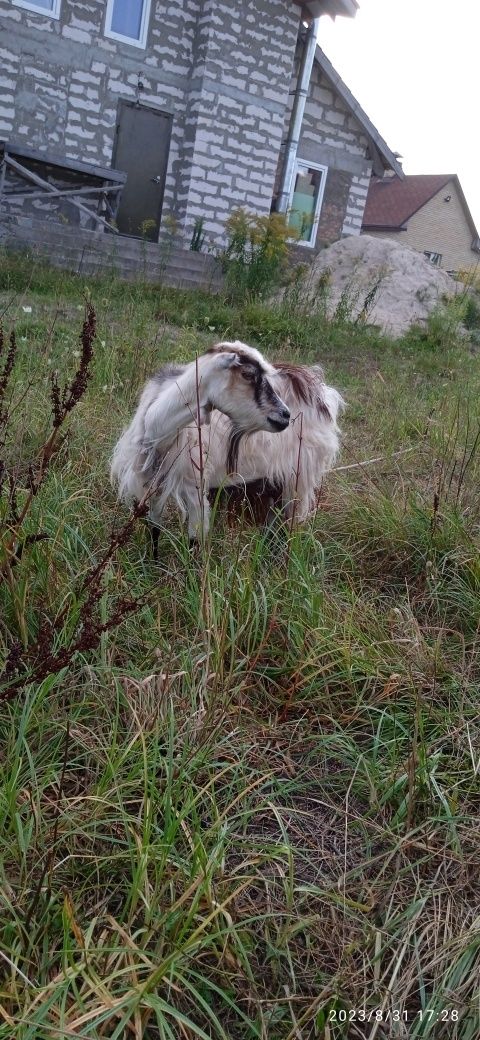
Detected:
[362,174,452,228]
[314,46,404,178]
[362,173,480,251]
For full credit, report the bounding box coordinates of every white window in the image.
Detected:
[424,251,442,267]
[287,160,328,247]
[104,0,152,47]
[13,0,61,18]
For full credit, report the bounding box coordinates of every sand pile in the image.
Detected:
[302,234,460,337]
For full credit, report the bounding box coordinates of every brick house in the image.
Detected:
[0,0,402,274]
[286,45,402,246]
[362,174,480,273]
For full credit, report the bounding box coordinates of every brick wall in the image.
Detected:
[0,0,302,247]
[0,0,199,236]
[176,0,301,242]
[0,212,224,288]
[280,42,373,251]
[317,168,351,244]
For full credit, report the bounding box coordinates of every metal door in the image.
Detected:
[113,102,172,240]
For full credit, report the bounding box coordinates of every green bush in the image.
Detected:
[219,208,298,301]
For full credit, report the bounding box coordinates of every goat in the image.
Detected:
[110,341,291,542]
[112,348,343,550]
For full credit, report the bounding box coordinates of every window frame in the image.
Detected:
[423,250,442,267]
[104,0,152,49]
[287,159,328,248]
[12,0,61,19]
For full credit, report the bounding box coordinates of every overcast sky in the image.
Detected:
[318,0,480,234]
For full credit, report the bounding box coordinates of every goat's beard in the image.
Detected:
[226,412,285,474]
[226,425,249,475]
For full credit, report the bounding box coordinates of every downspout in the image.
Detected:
[276,16,320,214]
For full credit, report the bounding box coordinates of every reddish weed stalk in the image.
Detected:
[0,303,146,701]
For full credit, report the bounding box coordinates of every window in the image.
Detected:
[104,0,152,47]
[287,160,328,247]
[13,0,61,18]
[424,251,442,267]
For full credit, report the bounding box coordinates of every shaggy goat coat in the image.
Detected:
[111,347,342,536]
[201,366,343,522]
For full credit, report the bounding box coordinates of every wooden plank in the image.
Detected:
[0,138,127,184]
[4,184,123,202]
[4,154,119,233]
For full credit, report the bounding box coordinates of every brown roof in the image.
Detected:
[362,174,452,229]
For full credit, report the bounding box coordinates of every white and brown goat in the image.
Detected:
[110,341,343,546]
[110,341,290,541]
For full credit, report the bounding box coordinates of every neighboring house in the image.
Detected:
[362,173,480,273]
[0,0,401,262]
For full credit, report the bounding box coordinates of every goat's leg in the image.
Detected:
[147,499,164,560]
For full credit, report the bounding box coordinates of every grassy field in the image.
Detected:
[1,254,479,1039]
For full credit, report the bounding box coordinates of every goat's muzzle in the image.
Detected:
[267,407,290,432]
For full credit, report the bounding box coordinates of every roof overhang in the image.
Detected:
[362,224,407,232]
[314,46,404,177]
[304,0,359,18]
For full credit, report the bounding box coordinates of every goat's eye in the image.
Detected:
[241,369,255,381]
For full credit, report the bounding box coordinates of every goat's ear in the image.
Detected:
[220,352,242,369]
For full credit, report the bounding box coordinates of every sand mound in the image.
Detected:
[303,235,460,337]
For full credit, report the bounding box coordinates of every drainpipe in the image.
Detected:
[276,16,320,214]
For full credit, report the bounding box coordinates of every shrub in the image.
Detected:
[455,265,480,293]
[220,208,298,301]
[463,294,480,331]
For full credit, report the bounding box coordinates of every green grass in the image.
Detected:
[1,252,479,1038]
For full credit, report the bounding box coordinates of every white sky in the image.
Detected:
[318,0,480,232]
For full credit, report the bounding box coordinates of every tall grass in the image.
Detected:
[0,254,479,1038]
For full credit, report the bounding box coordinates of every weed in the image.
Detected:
[0,304,145,701]
[190,217,207,253]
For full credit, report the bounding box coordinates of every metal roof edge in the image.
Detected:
[362,223,407,231]
[305,0,359,18]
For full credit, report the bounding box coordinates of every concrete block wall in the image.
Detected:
[0,0,201,240]
[0,214,224,289]
[0,0,303,249]
[179,0,301,243]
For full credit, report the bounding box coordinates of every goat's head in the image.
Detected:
[204,342,290,433]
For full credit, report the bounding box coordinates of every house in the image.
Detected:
[0,0,402,275]
[362,174,480,273]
